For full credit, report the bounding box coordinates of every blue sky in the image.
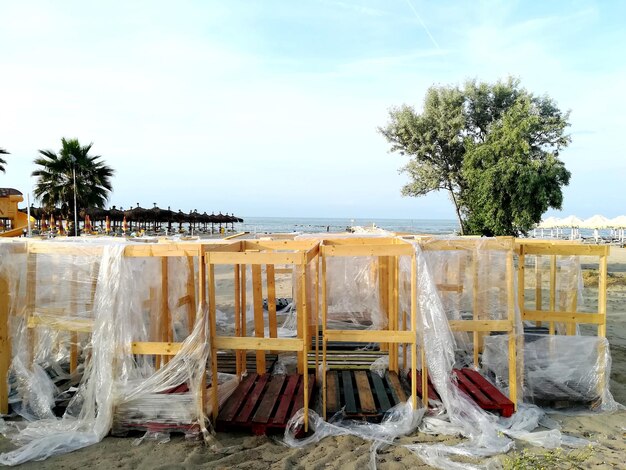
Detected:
[1,0,624,219]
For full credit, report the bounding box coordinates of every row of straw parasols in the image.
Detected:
[22,203,243,233]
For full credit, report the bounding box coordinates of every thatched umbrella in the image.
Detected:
[174,210,187,231]
[162,206,175,232]
[108,206,124,230]
[188,210,200,232]
[148,203,164,231]
[125,203,148,230]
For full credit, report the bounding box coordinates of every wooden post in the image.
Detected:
[26,252,36,368]
[240,265,247,374]
[300,257,309,431]
[0,273,10,414]
[598,253,608,338]
[321,253,328,420]
[186,257,196,333]
[410,254,420,409]
[234,264,242,377]
[506,250,517,408]
[549,255,557,335]
[267,265,277,339]
[314,258,320,379]
[472,250,480,367]
[207,260,219,420]
[70,269,78,374]
[597,250,608,404]
[535,256,542,327]
[251,265,266,373]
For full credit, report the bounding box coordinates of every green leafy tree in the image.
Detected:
[32,138,114,233]
[380,77,571,236]
[0,148,8,173]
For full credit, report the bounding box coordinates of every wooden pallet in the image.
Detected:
[326,370,408,422]
[308,350,386,370]
[216,373,314,435]
[215,352,277,374]
[414,368,515,417]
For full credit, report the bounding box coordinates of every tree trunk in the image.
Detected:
[448,189,465,235]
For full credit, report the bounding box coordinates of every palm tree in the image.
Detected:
[32,138,115,234]
[0,148,8,173]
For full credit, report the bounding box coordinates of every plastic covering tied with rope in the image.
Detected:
[284,237,600,469]
[0,239,236,466]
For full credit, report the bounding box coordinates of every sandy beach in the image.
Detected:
[1,247,624,469]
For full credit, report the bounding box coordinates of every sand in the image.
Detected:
[1,248,625,469]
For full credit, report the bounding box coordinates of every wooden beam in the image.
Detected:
[523,310,604,324]
[214,337,304,351]
[131,341,182,355]
[448,320,514,332]
[324,329,415,344]
[0,273,10,414]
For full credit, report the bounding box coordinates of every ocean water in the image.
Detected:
[235,217,459,235]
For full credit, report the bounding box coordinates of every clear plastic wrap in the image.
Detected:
[483,334,618,411]
[0,240,225,465]
[285,237,593,469]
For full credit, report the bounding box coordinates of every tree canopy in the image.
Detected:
[0,148,8,173]
[380,78,571,236]
[32,138,115,230]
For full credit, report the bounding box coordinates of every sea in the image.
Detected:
[234,217,459,236]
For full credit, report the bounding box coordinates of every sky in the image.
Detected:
[1,0,624,220]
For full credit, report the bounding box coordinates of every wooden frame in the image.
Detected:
[203,239,320,431]
[320,237,419,417]
[419,237,518,407]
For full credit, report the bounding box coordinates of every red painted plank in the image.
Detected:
[219,373,258,422]
[235,374,271,423]
[252,375,286,424]
[461,369,514,417]
[453,369,493,408]
[271,374,300,425]
[292,374,314,416]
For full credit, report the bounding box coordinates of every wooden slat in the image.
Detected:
[342,371,357,414]
[272,374,300,424]
[370,371,391,411]
[292,374,314,415]
[235,374,270,423]
[252,374,286,424]
[324,329,415,344]
[354,371,376,413]
[387,372,408,404]
[219,373,258,422]
[463,369,514,409]
[131,341,182,355]
[214,337,303,351]
[448,320,513,332]
[326,371,339,415]
[523,311,603,324]
[521,244,609,256]
[27,315,93,333]
[453,369,491,407]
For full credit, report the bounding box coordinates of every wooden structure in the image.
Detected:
[516,241,609,337]
[205,239,320,433]
[418,237,518,408]
[320,237,418,420]
[516,241,610,406]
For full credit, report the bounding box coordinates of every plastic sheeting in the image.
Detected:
[284,237,595,469]
[483,334,618,412]
[0,239,218,465]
